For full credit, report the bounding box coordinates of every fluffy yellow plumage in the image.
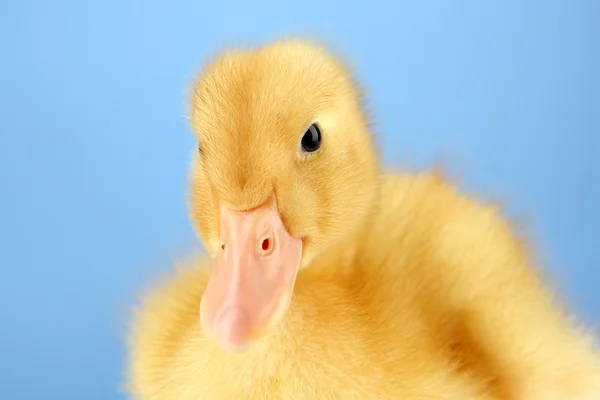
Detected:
[126,38,600,399]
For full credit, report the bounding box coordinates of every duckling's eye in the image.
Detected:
[198,141,203,155]
[301,123,322,153]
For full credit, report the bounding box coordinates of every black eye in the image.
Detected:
[301,123,322,153]
[198,141,203,154]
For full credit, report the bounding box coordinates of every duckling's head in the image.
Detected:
[189,39,378,353]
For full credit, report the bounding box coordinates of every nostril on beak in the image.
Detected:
[259,234,274,256]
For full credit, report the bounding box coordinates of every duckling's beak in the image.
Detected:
[200,195,303,353]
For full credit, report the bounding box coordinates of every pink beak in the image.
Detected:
[200,196,303,353]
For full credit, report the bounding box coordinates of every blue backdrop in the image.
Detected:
[1,1,598,398]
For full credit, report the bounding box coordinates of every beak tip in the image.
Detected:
[215,308,252,353]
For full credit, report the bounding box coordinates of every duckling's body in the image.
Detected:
[130,173,496,399]
[127,40,600,399]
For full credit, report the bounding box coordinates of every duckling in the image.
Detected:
[126,39,600,399]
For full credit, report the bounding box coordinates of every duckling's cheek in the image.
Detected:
[199,196,303,353]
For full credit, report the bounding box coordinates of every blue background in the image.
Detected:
[1,0,598,398]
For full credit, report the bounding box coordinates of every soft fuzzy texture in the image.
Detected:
[126,39,600,399]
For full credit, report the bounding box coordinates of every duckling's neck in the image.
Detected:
[304,178,382,278]
[308,232,361,277]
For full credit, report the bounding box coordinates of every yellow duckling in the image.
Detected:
[127,39,600,399]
